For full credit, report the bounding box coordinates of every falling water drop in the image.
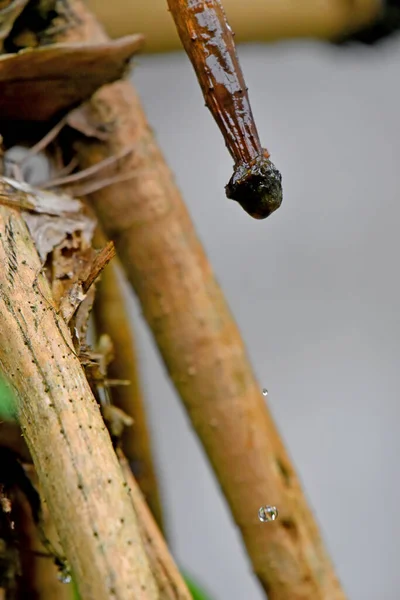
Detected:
[262,388,268,396]
[258,505,278,522]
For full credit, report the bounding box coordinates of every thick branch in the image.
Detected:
[93,236,164,532]
[57,2,346,598]
[0,206,158,600]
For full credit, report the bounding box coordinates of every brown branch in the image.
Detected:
[118,450,191,600]
[82,240,115,293]
[93,231,164,532]
[0,205,159,599]
[56,2,346,598]
[166,0,282,220]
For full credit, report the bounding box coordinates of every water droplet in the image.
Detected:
[262,388,268,396]
[57,568,72,584]
[258,505,278,522]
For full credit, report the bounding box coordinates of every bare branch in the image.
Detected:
[0,205,159,599]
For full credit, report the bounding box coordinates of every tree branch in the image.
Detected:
[0,204,158,599]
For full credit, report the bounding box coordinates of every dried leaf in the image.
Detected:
[71,284,96,345]
[50,233,94,304]
[101,404,133,442]
[0,176,82,214]
[59,280,86,322]
[58,241,114,324]
[97,333,114,367]
[0,176,96,262]
[0,34,144,121]
[82,241,115,293]
[65,102,112,141]
[80,334,115,386]
[23,211,95,263]
[0,0,29,46]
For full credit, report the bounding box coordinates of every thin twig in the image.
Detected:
[69,170,137,197]
[19,118,67,165]
[82,240,115,293]
[41,145,135,189]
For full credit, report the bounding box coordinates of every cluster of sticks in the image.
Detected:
[0,1,346,599]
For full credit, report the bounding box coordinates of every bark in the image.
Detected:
[118,451,191,600]
[93,237,164,532]
[57,1,346,598]
[0,205,158,600]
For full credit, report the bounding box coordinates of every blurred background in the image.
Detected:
[93,1,400,598]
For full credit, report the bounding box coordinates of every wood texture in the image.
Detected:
[0,205,158,600]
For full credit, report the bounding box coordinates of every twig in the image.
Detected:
[166,0,282,219]
[57,2,346,598]
[68,170,137,197]
[82,240,115,293]
[42,145,135,189]
[0,205,158,599]
[19,118,68,166]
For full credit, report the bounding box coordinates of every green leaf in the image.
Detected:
[184,573,214,600]
[0,374,16,420]
[71,576,81,600]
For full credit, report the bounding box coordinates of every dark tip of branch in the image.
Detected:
[225,154,283,220]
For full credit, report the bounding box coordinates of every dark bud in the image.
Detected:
[226,153,283,219]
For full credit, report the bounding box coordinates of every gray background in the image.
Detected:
[125,37,400,599]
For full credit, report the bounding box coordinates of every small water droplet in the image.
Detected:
[57,568,72,584]
[262,388,268,396]
[258,505,278,522]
